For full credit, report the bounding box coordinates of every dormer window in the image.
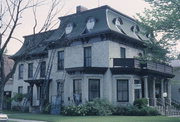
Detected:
[131,25,140,33]
[86,17,96,32]
[114,17,123,26]
[113,17,126,35]
[65,23,74,34]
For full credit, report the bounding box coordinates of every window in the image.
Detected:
[28,63,33,78]
[117,80,129,102]
[73,79,82,103]
[57,51,64,70]
[27,86,31,93]
[18,86,23,94]
[89,79,100,101]
[40,61,46,77]
[37,86,41,100]
[134,80,141,100]
[57,81,64,102]
[84,47,91,67]
[18,64,24,79]
[120,47,126,58]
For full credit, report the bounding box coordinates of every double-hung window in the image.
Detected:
[84,47,91,67]
[73,79,82,103]
[40,61,46,77]
[117,79,129,102]
[89,79,100,101]
[120,47,126,58]
[18,64,24,79]
[57,51,64,70]
[28,63,33,78]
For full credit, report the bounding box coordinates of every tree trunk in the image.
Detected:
[0,85,4,111]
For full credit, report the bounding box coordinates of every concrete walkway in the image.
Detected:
[9,118,46,122]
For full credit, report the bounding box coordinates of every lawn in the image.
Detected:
[5,113,180,122]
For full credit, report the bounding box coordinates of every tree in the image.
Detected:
[0,0,61,111]
[137,0,180,62]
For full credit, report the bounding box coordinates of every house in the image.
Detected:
[11,5,174,111]
[3,55,14,109]
[170,60,180,103]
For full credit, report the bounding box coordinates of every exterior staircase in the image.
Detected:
[155,98,180,116]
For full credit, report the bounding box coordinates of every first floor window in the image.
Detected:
[18,86,23,94]
[73,79,82,103]
[117,79,129,102]
[57,81,64,102]
[89,79,100,101]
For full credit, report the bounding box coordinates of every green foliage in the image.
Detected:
[133,98,148,108]
[113,106,160,116]
[62,99,113,116]
[85,99,113,116]
[43,103,51,114]
[12,93,25,102]
[137,0,179,62]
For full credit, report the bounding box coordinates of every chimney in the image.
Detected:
[76,5,88,13]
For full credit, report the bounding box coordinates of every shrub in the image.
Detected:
[43,103,51,114]
[112,105,159,116]
[85,99,113,116]
[133,98,148,108]
[62,99,113,116]
[12,93,25,102]
[62,104,88,116]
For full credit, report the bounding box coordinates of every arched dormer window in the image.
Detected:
[65,23,74,34]
[86,17,96,32]
[113,17,126,35]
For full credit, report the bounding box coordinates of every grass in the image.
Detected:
[4,112,180,122]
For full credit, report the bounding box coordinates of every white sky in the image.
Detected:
[5,0,180,55]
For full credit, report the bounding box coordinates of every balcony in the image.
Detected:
[112,58,173,77]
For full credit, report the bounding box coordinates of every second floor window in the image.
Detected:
[57,51,64,70]
[84,47,91,67]
[28,63,33,78]
[18,64,24,79]
[40,61,46,77]
[120,47,126,58]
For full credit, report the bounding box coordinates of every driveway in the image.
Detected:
[9,118,46,122]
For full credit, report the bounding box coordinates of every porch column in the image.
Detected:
[152,77,157,106]
[143,76,149,105]
[29,83,34,106]
[161,79,165,106]
[167,79,171,105]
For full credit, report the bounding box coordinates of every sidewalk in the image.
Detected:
[9,118,46,122]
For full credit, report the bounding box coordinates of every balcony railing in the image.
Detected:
[113,58,141,69]
[113,58,173,74]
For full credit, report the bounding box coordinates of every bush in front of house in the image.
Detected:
[133,98,148,108]
[62,99,113,116]
[112,105,160,116]
[85,99,113,116]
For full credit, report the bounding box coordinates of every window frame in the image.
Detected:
[73,79,82,102]
[40,61,46,78]
[18,86,23,94]
[57,51,64,70]
[18,64,24,79]
[28,63,33,78]
[88,79,100,101]
[84,47,92,67]
[117,79,129,102]
[120,47,126,58]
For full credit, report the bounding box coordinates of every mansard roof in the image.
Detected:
[12,5,151,60]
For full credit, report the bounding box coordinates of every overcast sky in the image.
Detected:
[5,0,179,55]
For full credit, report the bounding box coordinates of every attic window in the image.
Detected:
[131,25,140,33]
[114,17,126,35]
[65,23,74,34]
[146,33,151,38]
[114,17,123,26]
[86,17,96,32]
